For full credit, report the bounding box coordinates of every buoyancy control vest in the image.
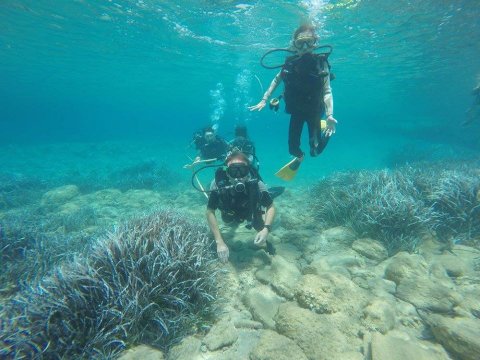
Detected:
[282,52,331,116]
[214,168,264,230]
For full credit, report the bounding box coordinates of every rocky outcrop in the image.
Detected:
[294,273,367,315]
[396,276,462,313]
[243,285,284,329]
[249,330,308,360]
[41,184,79,208]
[202,318,239,351]
[422,313,480,360]
[274,302,357,360]
[255,256,301,299]
[368,332,451,360]
[384,252,428,285]
[361,298,396,334]
[352,238,388,263]
[167,336,202,360]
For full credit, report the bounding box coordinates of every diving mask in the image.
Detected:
[226,163,250,179]
[294,32,317,50]
[204,131,215,142]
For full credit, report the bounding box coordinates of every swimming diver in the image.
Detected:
[248,24,338,181]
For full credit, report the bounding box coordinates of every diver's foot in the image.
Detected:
[266,241,276,256]
[310,147,318,157]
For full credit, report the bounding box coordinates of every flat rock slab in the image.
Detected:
[384,252,428,285]
[243,285,284,329]
[370,333,450,360]
[203,318,239,351]
[295,273,367,315]
[396,276,462,313]
[352,238,388,262]
[423,313,480,360]
[275,302,355,360]
[167,336,202,360]
[249,330,308,360]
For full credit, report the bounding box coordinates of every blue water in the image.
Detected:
[1,0,479,184]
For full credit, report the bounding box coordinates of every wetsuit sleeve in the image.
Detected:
[322,61,333,117]
[207,180,219,210]
[262,71,283,101]
[258,181,273,207]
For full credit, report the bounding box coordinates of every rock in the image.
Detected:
[233,319,264,330]
[335,352,364,360]
[202,318,238,351]
[118,345,164,360]
[396,276,462,313]
[352,238,388,262]
[433,254,471,278]
[255,256,301,299]
[428,262,455,287]
[457,284,480,318]
[41,185,79,207]
[249,330,308,360]
[303,227,357,262]
[350,268,378,289]
[369,332,451,360]
[395,301,424,332]
[384,252,428,285]
[275,242,303,262]
[243,285,284,329]
[304,250,366,276]
[366,278,396,297]
[322,226,357,247]
[167,336,201,360]
[422,313,480,360]
[361,299,396,334]
[275,302,355,360]
[295,273,367,315]
[255,268,272,284]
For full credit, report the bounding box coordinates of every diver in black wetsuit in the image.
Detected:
[249,24,338,180]
[192,126,229,162]
[464,84,480,126]
[205,150,276,263]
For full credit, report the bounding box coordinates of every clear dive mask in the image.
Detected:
[293,32,317,50]
[226,163,250,193]
[226,163,250,180]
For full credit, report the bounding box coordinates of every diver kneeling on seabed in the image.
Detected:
[249,24,338,181]
[191,150,283,263]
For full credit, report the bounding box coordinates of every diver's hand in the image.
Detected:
[324,115,337,137]
[216,241,229,263]
[248,99,267,112]
[183,156,201,169]
[254,228,269,247]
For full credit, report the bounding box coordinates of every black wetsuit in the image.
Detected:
[207,172,273,231]
[195,136,229,160]
[229,136,256,158]
[282,52,331,157]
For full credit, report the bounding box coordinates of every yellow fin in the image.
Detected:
[275,158,302,181]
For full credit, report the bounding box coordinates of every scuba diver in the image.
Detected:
[204,150,276,263]
[464,83,480,126]
[229,125,258,169]
[191,126,229,164]
[248,24,338,181]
